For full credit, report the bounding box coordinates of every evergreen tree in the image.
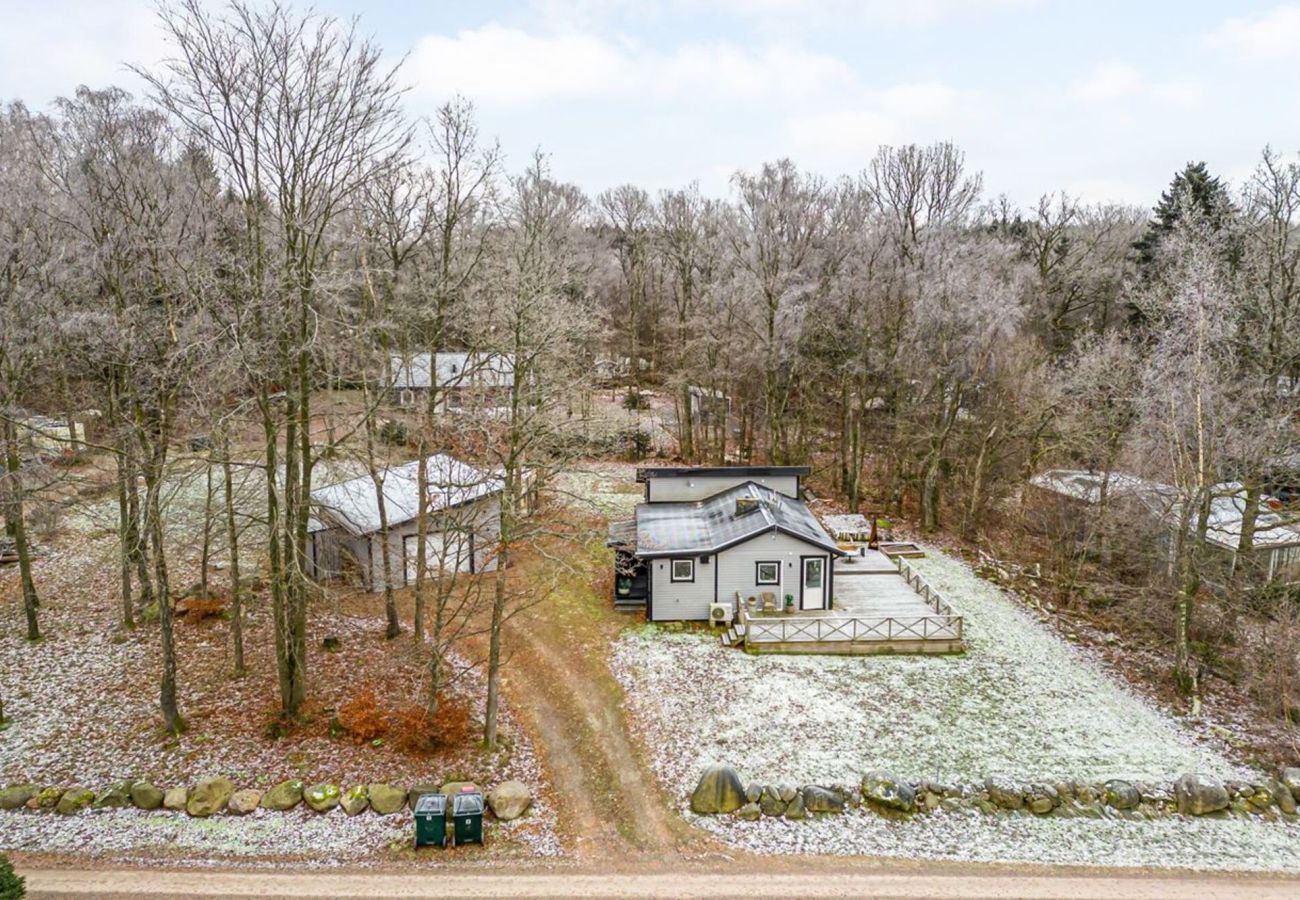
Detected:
[1134,161,1235,272]
[0,852,24,900]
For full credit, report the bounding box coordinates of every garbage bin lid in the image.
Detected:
[452,792,484,815]
[415,794,447,814]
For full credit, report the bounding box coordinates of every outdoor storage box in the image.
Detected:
[450,787,485,846]
[414,793,448,848]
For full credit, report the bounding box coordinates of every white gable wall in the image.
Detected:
[648,529,831,621]
[646,473,800,503]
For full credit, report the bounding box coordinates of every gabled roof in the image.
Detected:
[633,481,843,557]
[390,351,515,390]
[309,454,501,536]
[1031,469,1300,551]
[635,465,810,483]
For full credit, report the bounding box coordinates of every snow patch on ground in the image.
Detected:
[695,806,1300,872]
[612,549,1252,790]
[610,546,1296,869]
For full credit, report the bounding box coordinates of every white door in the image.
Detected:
[800,557,825,610]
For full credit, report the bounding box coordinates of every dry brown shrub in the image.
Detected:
[338,686,387,744]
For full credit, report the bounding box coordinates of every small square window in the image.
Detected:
[670,559,695,582]
[756,561,780,585]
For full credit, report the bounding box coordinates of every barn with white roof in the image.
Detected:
[306,454,502,592]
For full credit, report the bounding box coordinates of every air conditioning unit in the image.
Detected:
[708,602,733,626]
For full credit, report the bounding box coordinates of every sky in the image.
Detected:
[3,0,1300,211]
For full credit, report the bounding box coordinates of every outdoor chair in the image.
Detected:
[760,591,777,613]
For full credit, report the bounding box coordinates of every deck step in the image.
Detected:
[719,625,744,647]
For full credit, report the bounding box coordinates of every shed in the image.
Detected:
[307,454,502,592]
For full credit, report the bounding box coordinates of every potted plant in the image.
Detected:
[783,593,795,612]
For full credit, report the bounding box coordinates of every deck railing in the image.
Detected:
[896,557,956,617]
[743,612,963,644]
[733,555,965,647]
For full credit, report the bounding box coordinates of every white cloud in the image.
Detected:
[1067,62,1143,104]
[0,0,165,105]
[406,26,632,105]
[1066,62,1202,110]
[406,25,854,108]
[1205,4,1300,61]
[528,0,1043,30]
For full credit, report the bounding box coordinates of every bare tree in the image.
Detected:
[144,0,410,721]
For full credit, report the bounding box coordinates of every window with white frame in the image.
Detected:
[670,558,695,582]
[755,561,780,585]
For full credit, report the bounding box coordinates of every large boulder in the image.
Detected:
[689,765,747,815]
[260,779,304,811]
[56,787,95,815]
[985,776,1025,811]
[130,782,164,810]
[1280,768,1300,802]
[94,781,135,809]
[440,781,479,799]
[0,784,39,811]
[1102,780,1140,811]
[1175,774,1229,816]
[163,787,188,811]
[340,785,369,816]
[187,777,235,817]
[801,785,845,814]
[1270,779,1297,815]
[408,782,442,810]
[228,789,261,816]
[368,784,406,816]
[32,787,65,810]
[304,783,341,813]
[861,771,915,813]
[487,780,532,821]
[759,786,785,817]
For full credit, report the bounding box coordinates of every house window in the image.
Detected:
[670,558,695,582]
[755,561,780,585]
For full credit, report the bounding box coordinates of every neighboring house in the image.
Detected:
[607,466,846,620]
[388,351,515,411]
[685,385,730,427]
[1030,468,1300,585]
[14,413,90,460]
[307,454,502,593]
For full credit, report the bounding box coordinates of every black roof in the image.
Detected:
[634,481,843,558]
[635,465,810,483]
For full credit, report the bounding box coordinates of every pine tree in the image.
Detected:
[1134,161,1235,272]
[0,851,25,900]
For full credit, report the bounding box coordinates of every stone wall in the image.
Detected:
[689,764,1300,822]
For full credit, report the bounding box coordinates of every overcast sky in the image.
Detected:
[3,0,1299,210]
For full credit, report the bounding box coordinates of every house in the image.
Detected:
[685,385,731,427]
[1029,469,1300,585]
[306,454,502,592]
[388,351,515,410]
[607,466,846,620]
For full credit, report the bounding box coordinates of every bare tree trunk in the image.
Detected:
[143,436,181,733]
[364,403,401,640]
[221,434,244,677]
[199,461,213,598]
[2,416,40,641]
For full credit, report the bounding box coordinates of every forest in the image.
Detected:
[1,0,1298,760]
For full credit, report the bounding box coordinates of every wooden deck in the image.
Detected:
[722,551,964,655]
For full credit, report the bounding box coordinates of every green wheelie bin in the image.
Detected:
[450,787,485,847]
[414,793,448,848]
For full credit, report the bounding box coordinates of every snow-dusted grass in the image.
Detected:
[1,803,561,866]
[613,548,1251,790]
[610,546,1300,869]
[697,806,1300,872]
